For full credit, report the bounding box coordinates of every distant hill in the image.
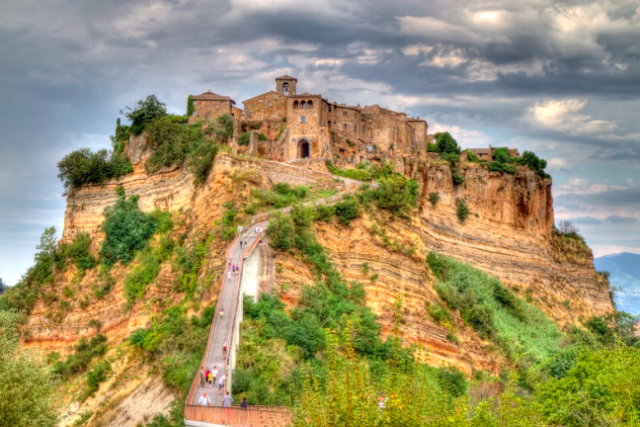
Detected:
[594,252,640,315]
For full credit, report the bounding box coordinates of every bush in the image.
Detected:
[57,148,132,194]
[315,203,336,222]
[438,365,468,397]
[124,234,174,304]
[441,152,460,164]
[244,120,263,130]
[99,190,159,266]
[144,118,207,174]
[51,334,108,379]
[334,196,360,225]
[238,132,251,146]
[83,360,112,400]
[426,302,453,326]
[428,192,440,206]
[346,138,355,147]
[488,160,516,175]
[186,140,220,186]
[186,95,194,117]
[464,150,480,162]
[207,114,234,143]
[121,94,167,136]
[375,174,419,217]
[456,198,469,223]
[59,232,96,272]
[452,168,465,185]
[519,151,549,178]
[257,132,268,141]
[427,142,439,152]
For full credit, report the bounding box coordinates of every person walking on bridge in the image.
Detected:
[212,366,218,386]
[199,367,205,387]
[198,391,211,406]
[220,306,224,318]
[218,373,226,394]
[222,391,233,423]
[223,341,228,359]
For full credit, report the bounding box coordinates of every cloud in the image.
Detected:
[554,177,628,196]
[530,99,617,135]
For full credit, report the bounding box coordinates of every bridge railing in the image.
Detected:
[184,404,291,427]
[186,233,243,404]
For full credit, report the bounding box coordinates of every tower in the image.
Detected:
[275,75,297,96]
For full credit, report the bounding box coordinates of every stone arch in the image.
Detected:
[293,100,299,109]
[301,101,306,110]
[297,139,310,159]
[307,100,313,109]
[283,82,289,95]
[328,120,331,127]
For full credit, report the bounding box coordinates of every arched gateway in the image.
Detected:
[297,140,310,158]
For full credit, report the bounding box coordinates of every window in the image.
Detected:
[220,101,224,106]
[343,124,347,131]
[301,101,306,110]
[328,120,331,127]
[301,116,306,123]
[283,82,289,95]
[343,111,347,117]
[307,100,313,109]
[354,125,357,133]
[293,100,299,109]
[368,129,372,137]
[259,98,263,103]
[268,101,272,107]
[328,105,332,112]
[260,115,263,119]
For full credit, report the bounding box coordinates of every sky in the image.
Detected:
[1,0,639,286]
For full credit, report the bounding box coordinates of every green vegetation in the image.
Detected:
[124,233,174,304]
[238,131,251,146]
[51,333,108,379]
[375,173,420,218]
[121,94,167,136]
[173,233,212,299]
[129,305,214,394]
[58,232,96,273]
[464,149,480,162]
[186,95,194,117]
[186,139,220,186]
[0,311,57,427]
[144,117,207,174]
[244,120,263,130]
[56,147,133,194]
[99,190,160,266]
[346,138,355,147]
[427,251,562,361]
[455,197,469,223]
[428,192,440,206]
[326,161,371,181]
[434,132,461,154]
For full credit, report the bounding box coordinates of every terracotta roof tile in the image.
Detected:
[275,75,297,81]
[192,92,236,104]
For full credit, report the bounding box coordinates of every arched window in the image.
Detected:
[328,121,331,127]
[293,100,299,109]
[301,101,306,110]
[328,104,332,112]
[307,100,313,109]
[283,82,289,95]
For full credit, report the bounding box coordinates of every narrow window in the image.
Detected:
[220,101,223,106]
[268,101,272,107]
[354,125,357,133]
[343,124,347,132]
[328,120,331,127]
[293,100,299,109]
[307,100,313,109]
[283,82,289,95]
[343,111,347,117]
[328,105,332,112]
[301,101,306,110]
[301,116,306,123]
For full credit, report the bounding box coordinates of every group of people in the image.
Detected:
[200,366,228,393]
[227,258,241,280]
[198,390,248,410]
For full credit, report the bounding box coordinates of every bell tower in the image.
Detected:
[275,75,297,96]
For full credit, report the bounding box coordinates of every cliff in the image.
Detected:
[17,154,612,425]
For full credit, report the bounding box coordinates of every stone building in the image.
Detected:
[238,76,429,163]
[188,91,237,125]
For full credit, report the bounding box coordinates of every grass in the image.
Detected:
[427,251,562,361]
[246,183,338,215]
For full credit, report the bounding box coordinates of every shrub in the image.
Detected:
[441,152,460,165]
[83,360,112,400]
[121,94,167,136]
[435,132,461,154]
[207,114,234,143]
[519,151,549,178]
[451,168,465,185]
[334,196,360,225]
[346,138,355,147]
[456,198,469,223]
[186,95,194,117]
[99,190,159,266]
[493,147,511,163]
[438,365,468,397]
[325,161,371,181]
[375,174,419,217]
[244,120,263,130]
[51,334,108,379]
[238,132,251,146]
[427,142,439,152]
[60,232,96,272]
[144,118,207,174]
[257,132,268,141]
[186,140,220,186]
[315,203,336,222]
[464,150,480,162]
[426,302,453,326]
[488,160,516,175]
[428,192,440,206]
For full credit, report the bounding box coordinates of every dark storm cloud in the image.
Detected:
[1,0,639,284]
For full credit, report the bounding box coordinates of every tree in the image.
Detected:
[435,132,461,154]
[376,174,420,217]
[0,277,5,294]
[57,148,132,194]
[186,95,194,117]
[0,310,58,427]
[121,95,167,135]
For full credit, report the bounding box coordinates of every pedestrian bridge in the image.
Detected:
[183,220,292,427]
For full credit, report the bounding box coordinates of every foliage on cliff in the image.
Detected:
[0,310,57,427]
[121,94,167,136]
[551,222,593,265]
[57,147,133,194]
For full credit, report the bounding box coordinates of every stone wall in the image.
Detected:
[188,99,233,125]
[243,91,288,140]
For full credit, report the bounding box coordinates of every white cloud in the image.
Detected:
[554,177,628,196]
[530,99,617,135]
[546,158,568,171]
[429,121,493,149]
[590,245,640,258]
[402,43,434,56]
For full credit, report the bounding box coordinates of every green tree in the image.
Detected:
[0,310,57,427]
[121,95,167,135]
[57,148,132,194]
[376,174,419,217]
[144,118,206,174]
[186,95,194,117]
[99,191,158,266]
[435,132,461,154]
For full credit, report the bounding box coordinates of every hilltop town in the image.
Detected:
[187,75,513,167]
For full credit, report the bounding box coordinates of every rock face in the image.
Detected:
[27,156,612,375]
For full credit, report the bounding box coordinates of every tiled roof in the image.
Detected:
[468,148,491,154]
[275,75,297,81]
[192,92,236,104]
